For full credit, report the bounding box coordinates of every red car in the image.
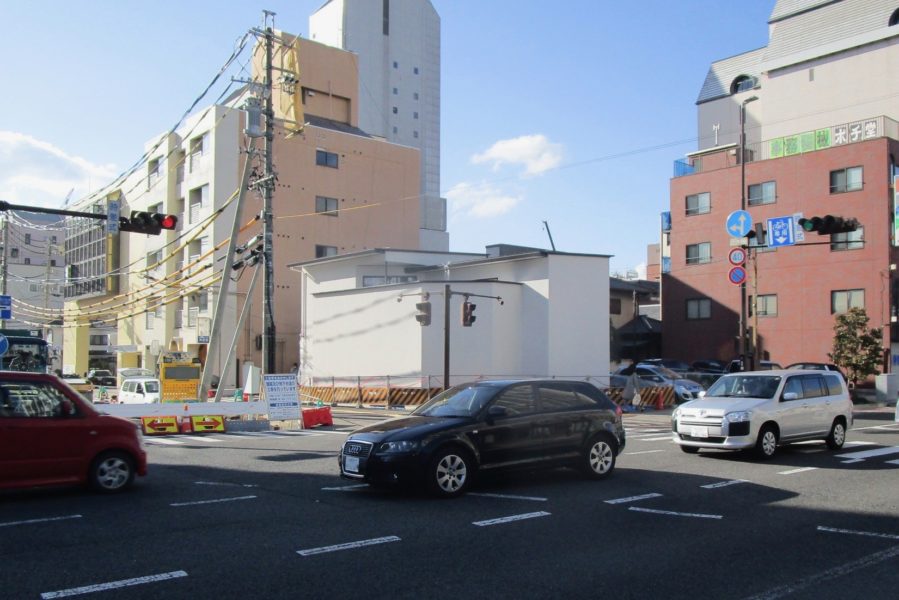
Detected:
[0,372,147,493]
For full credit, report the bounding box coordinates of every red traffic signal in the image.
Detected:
[119,211,178,235]
[798,215,858,235]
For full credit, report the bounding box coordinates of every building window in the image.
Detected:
[393,126,398,134]
[198,291,208,312]
[383,0,389,35]
[50,259,56,267]
[188,185,208,224]
[413,131,419,139]
[413,92,419,100]
[830,167,863,193]
[748,181,776,206]
[315,150,338,168]
[148,158,160,187]
[392,106,398,114]
[393,87,398,95]
[610,298,622,315]
[315,245,338,258]
[751,294,778,317]
[414,67,419,75]
[413,111,419,119]
[89,334,110,346]
[23,257,30,265]
[685,192,710,216]
[24,233,31,245]
[362,275,418,287]
[831,289,865,314]
[189,133,208,172]
[686,298,711,320]
[831,227,864,251]
[393,61,398,69]
[315,196,338,216]
[10,248,18,259]
[686,242,711,265]
[731,75,756,93]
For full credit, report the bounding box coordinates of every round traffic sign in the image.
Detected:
[728,247,747,266]
[726,210,753,238]
[728,266,747,286]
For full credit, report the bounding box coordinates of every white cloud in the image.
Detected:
[0,131,118,208]
[446,181,521,219]
[635,262,647,280]
[471,134,563,176]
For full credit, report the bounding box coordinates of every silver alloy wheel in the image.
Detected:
[589,440,614,474]
[832,423,846,446]
[760,430,777,456]
[435,453,467,493]
[95,456,131,490]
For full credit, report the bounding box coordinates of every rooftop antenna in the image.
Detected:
[542,220,556,251]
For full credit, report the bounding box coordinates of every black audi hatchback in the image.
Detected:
[339,379,625,497]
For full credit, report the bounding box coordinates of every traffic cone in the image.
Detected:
[655,390,665,411]
[180,404,193,433]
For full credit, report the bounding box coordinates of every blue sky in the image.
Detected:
[0,0,775,277]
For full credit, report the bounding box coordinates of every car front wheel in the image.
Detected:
[754,425,778,459]
[89,451,135,493]
[826,418,847,450]
[426,447,472,498]
[582,433,617,479]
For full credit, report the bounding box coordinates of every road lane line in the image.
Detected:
[604,493,663,504]
[625,449,666,455]
[297,536,401,556]
[817,526,899,540]
[473,511,551,527]
[629,507,722,519]
[194,481,258,488]
[169,495,257,507]
[839,458,864,464]
[701,479,747,489]
[835,446,899,460]
[0,515,82,528]
[740,544,899,600]
[321,484,369,491]
[41,570,188,599]
[852,424,899,432]
[635,436,675,442]
[469,492,547,502]
[145,438,184,445]
[886,459,899,465]
[843,441,876,446]
[778,467,819,475]
[182,436,224,443]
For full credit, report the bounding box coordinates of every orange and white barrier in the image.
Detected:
[190,415,226,433]
[141,416,180,435]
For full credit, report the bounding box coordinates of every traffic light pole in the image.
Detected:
[739,96,758,372]
[444,284,451,390]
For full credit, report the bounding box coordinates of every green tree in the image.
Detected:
[829,307,883,386]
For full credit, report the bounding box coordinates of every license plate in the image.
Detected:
[344,456,360,473]
[690,426,709,438]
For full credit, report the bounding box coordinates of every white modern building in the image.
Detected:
[291,246,610,389]
[310,0,447,251]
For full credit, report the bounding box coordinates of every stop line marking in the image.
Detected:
[41,570,188,599]
[297,536,401,556]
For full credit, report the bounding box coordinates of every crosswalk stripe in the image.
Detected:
[836,446,899,460]
[146,438,184,445]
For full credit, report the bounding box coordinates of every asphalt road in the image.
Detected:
[2,407,898,600]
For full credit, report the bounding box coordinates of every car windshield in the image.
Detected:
[144,381,160,393]
[706,375,781,399]
[645,366,680,379]
[92,370,113,376]
[412,384,500,418]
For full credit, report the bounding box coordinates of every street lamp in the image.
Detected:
[739,95,759,371]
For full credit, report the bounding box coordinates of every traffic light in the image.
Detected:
[119,211,179,235]
[798,215,858,235]
[415,301,431,326]
[461,301,476,327]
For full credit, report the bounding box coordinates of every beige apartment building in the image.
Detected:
[63,32,423,386]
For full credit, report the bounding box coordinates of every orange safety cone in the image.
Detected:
[180,404,193,433]
[655,390,665,411]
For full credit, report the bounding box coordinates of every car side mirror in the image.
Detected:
[486,405,507,423]
[782,392,799,401]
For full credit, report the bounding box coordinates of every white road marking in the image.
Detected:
[626,449,666,455]
[817,526,899,540]
[635,436,675,442]
[181,436,224,443]
[839,458,864,464]
[629,507,722,519]
[297,536,401,556]
[701,479,747,489]
[740,544,899,600]
[843,441,876,446]
[886,459,899,465]
[0,515,82,528]
[145,438,184,445]
[778,467,819,475]
[835,446,899,460]
[852,423,899,432]
[469,492,548,502]
[41,570,188,599]
[169,495,257,507]
[604,493,662,505]
[320,484,369,491]
[473,511,551,526]
[194,481,258,488]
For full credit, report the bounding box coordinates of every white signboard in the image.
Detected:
[263,374,301,421]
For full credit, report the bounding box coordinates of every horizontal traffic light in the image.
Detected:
[797,215,858,235]
[118,211,179,235]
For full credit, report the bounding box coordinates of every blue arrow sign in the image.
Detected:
[767,216,796,247]
[726,210,752,238]
[0,294,10,321]
[0,334,8,357]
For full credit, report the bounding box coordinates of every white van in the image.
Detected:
[119,378,161,404]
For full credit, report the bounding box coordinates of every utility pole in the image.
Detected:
[1,217,8,328]
[261,12,277,374]
[444,284,450,389]
[739,95,758,371]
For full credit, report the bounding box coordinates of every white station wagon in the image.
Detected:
[118,378,161,404]
[671,370,852,459]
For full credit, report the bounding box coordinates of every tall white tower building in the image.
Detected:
[310,0,447,251]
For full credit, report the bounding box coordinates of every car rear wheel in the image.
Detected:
[754,425,778,459]
[581,433,617,479]
[89,451,135,493]
[426,447,472,498]
[680,445,700,454]
[825,418,847,450]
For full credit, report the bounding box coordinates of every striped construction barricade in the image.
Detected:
[141,416,180,435]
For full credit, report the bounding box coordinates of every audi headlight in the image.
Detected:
[378,440,420,453]
[726,411,752,423]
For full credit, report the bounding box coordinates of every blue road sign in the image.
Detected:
[0,334,8,357]
[0,294,11,321]
[767,216,796,248]
[107,200,120,234]
[728,266,747,286]
[726,210,753,238]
